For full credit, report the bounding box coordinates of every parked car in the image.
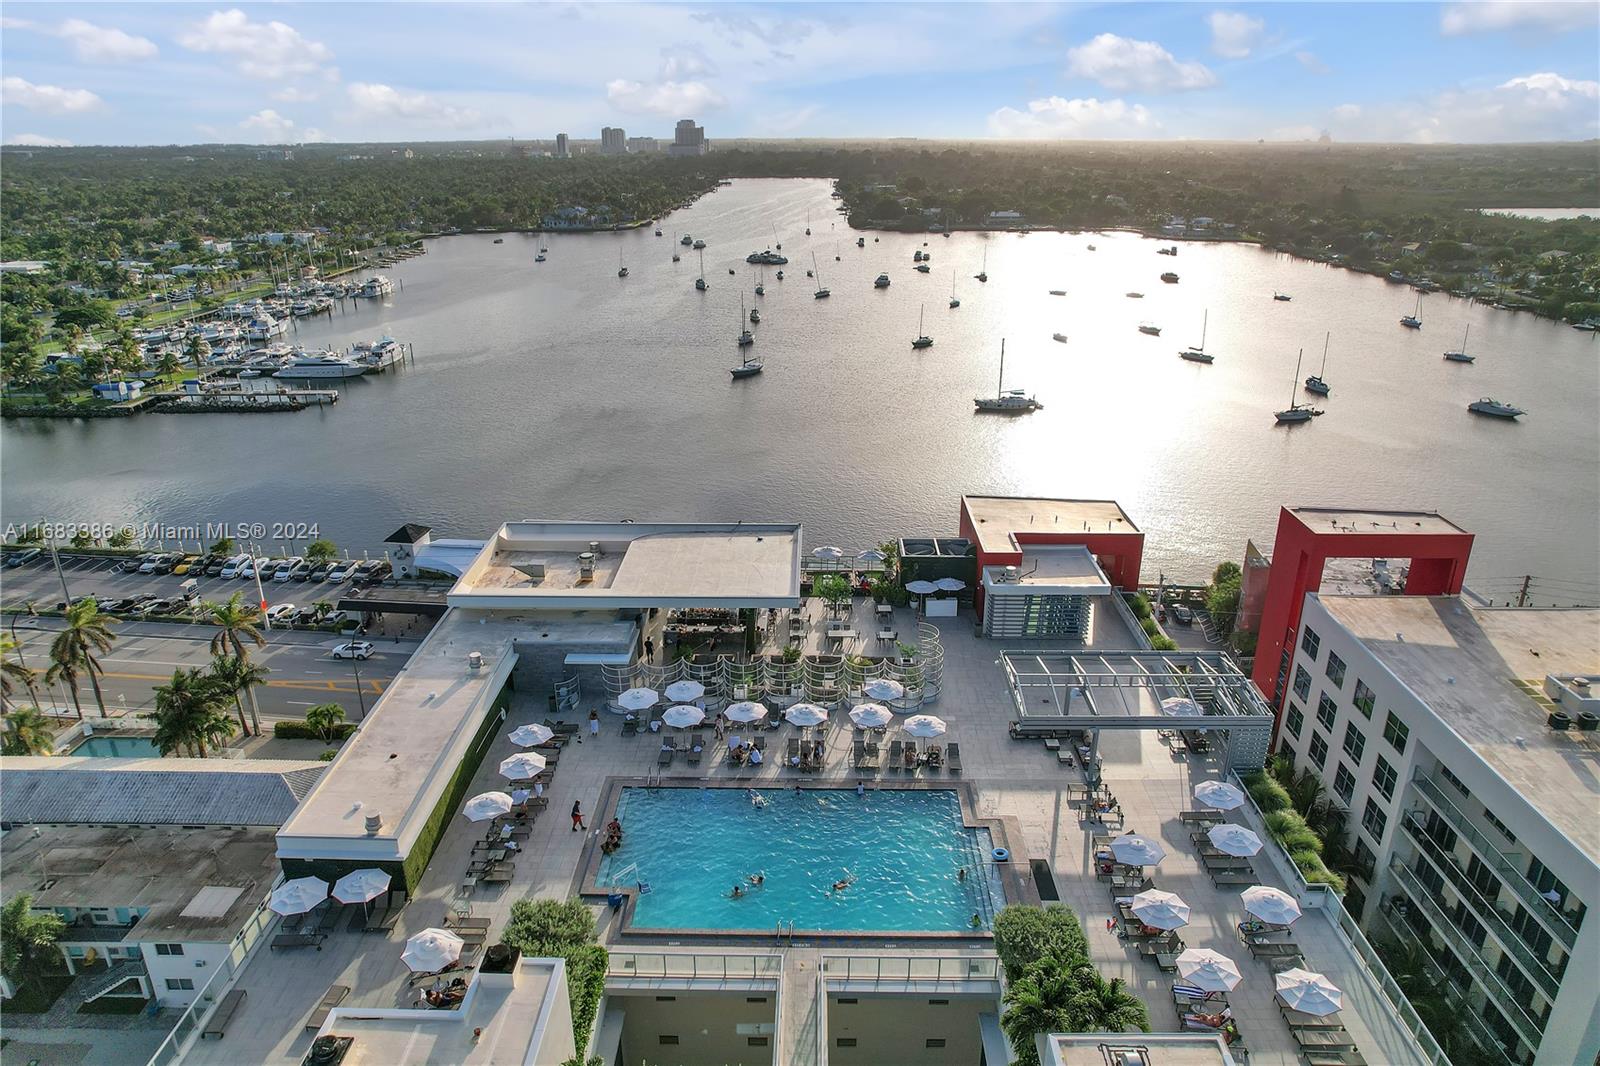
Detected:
[290,607,323,625]
[265,603,298,623]
[149,596,191,616]
[241,557,274,579]
[331,640,374,660]
[4,548,41,568]
[1171,604,1194,626]
[204,556,229,576]
[326,562,355,583]
[171,554,202,575]
[289,560,314,582]
[272,557,303,583]
[124,553,157,573]
[307,564,331,582]
[219,554,250,579]
[97,597,134,613]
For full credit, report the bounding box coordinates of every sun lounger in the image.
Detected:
[446,916,490,931]
[1303,1050,1368,1066]
[946,743,961,773]
[305,984,350,1031]
[1247,940,1302,959]
[481,866,514,885]
[621,716,639,736]
[542,717,580,735]
[1294,1028,1356,1050]
[852,739,867,767]
[657,746,674,766]
[687,734,704,764]
[270,932,323,950]
[1179,810,1225,824]
[886,739,903,769]
[201,988,247,1039]
[1281,1007,1345,1030]
[315,903,344,935]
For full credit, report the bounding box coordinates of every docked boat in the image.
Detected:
[1468,398,1523,419]
[696,249,708,291]
[1052,333,1068,343]
[874,273,891,288]
[1139,323,1162,337]
[352,336,403,370]
[681,234,694,246]
[812,254,829,299]
[245,314,286,341]
[1160,272,1180,284]
[1273,291,1292,302]
[915,263,930,273]
[1275,349,1323,424]
[1387,270,1405,282]
[1444,325,1475,363]
[356,275,394,298]
[912,305,932,349]
[1400,293,1422,329]
[273,352,367,379]
[746,250,788,265]
[1178,310,1212,363]
[1048,289,1066,296]
[693,239,707,250]
[1304,332,1332,395]
[730,356,762,378]
[974,340,1040,413]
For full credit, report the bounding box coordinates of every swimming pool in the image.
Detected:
[71,736,161,758]
[595,787,1002,934]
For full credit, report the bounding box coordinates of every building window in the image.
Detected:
[1342,722,1367,764]
[1300,625,1320,661]
[1439,764,1468,795]
[154,943,184,956]
[1352,839,1376,880]
[1316,693,1338,732]
[1482,807,1516,844]
[1467,854,1499,898]
[1352,679,1375,718]
[165,978,195,991]
[1362,798,1388,840]
[1345,883,1368,918]
[1286,704,1305,739]
[1309,732,1329,769]
[1382,711,1409,754]
[1293,665,1312,701]
[1528,858,1570,909]
[925,1039,948,1049]
[1325,650,1347,688]
[1333,763,1356,803]
[1372,755,1397,800]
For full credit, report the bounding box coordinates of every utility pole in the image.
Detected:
[46,533,72,606]
[1517,575,1532,608]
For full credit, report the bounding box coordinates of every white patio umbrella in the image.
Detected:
[332,868,391,905]
[617,687,659,712]
[864,677,906,701]
[1241,885,1303,925]
[856,548,887,563]
[1207,823,1264,857]
[1176,948,1244,992]
[811,546,844,561]
[662,704,706,729]
[904,580,937,595]
[664,679,705,703]
[507,723,554,747]
[724,701,769,723]
[1130,889,1191,930]
[402,927,465,973]
[849,703,894,728]
[901,714,947,739]
[933,577,966,592]
[784,703,829,727]
[1109,833,1167,867]
[270,876,329,916]
[1193,779,1246,811]
[1161,697,1203,717]
[462,790,513,822]
[1275,969,1343,1016]
[498,751,548,780]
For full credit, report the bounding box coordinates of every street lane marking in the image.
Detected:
[98,669,388,694]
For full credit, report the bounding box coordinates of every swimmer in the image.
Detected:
[750,791,767,809]
[957,867,966,882]
[831,871,855,892]
[970,912,982,928]
[730,884,744,898]
[856,782,865,796]
[748,872,765,886]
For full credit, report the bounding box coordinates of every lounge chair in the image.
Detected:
[621,717,639,736]
[361,902,389,932]
[542,717,580,735]
[270,932,323,950]
[446,915,490,931]
[687,733,704,764]
[201,988,246,1039]
[315,903,344,935]
[657,746,674,766]
[946,743,962,773]
[925,743,943,770]
[481,867,514,885]
[852,739,866,767]
[304,984,350,1031]
[902,743,917,770]
[886,739,903,769]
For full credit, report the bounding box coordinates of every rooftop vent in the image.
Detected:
[577,552,596,582]
[364,811,383,835]
[588,540,603,558]
[467,651,484,671]
[997,566,1020,584]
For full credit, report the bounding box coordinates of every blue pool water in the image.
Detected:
[71,736,161,758]
[596,787,1002,933]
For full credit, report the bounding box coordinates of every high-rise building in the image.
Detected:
[626,136,660,154]
[668,118,707,157]
[554,133,569,159]
[599,127,626,155]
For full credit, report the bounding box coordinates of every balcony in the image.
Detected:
[1388,861,1546,1050]
[1400,812,1562,998]
[1375,904,1518,1066]
[1410,774,1578,949]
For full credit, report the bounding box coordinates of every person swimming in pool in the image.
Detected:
[750,790,767,809]
[970,912,982,928]
[730,884,745,898]
[747,872,765,886]
[831,871,855,892]
[957,867,966,882]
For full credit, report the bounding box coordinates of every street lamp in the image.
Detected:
[349,653,368,721]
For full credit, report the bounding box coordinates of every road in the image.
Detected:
[1,549,372,610]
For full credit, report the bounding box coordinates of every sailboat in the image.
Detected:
[975,247,989,283]
[1304,332,1332,395]
[772,224,782,252]
[695,249,708,291]
[617,245,628,278]
[755,267,765,297]
[1179,310,1213,363]
[671,234,681,263]
[974,340,1040,412]
[805,212,811,236]
[1400,293,1422,329]
[949,273,960,309]
[912,305,932,349]
[737,294,754,347]
[1444,324,1475,363]
[1275,349,1323,423]
[812,253,830,299]
[731,349,763,378]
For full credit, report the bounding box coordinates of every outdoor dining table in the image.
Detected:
[877,628,896,642]
[827,629,858,641]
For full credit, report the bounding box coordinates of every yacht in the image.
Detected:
[912,305,932,349]
[1304,332,1332,395]
[974,340,1040,413]
[1444,325,1475,363]
[1468,398,1523,419]
[857,237,866,248]
[1275,349,1323,424]
[874,273,891,288]
[273,352,368,379]
[1052,333,1068,343]
[1048,289,1066,296]
[812,254,829,298]
[746,250,788,265]
[352,336,402,370]
[1160,271,1180,284]
[1139,323,1163,337]
[1400,293,1422,329]
[356,275,394,298]
[1178,310,1212,363]
[737,295,754,347]
[681,234,694,246]
[245,314,286,341]
[1273,292,1292,302]
[692,239,707,250]
[915,263,930,273]
[695,249,708,291]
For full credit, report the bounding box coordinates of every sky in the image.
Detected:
[2,2,1597,147]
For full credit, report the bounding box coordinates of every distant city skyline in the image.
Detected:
[2,2,1597,147]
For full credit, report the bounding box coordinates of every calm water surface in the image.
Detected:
[3,179,1596,592]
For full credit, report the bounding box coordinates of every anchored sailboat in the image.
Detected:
[1400,293,1422,329]
[912,305,932,349]
[1179,310,1212,363]
[974,339,1040,412]
[1444,324,1474,363]
[1304,332,1332,395]
[813,253,830,299]
[695,248,708,291]
[1275,348,1323,423]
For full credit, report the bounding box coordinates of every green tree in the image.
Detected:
[1,894,66,997]
[108,527,135,548]
[814,573,852,613]
[210,535,236,555]
[1,346,44,392]
[207,592,265,733]
[1060,960,1148,1033]
[156,348,181,378]
[2,706,54,756]
[305,538,338,564]
[146,667,237,757]
[304,701,346,742]
[1001,957,1074,1066]
[69,529,94,548]
[45,599,116,719]
[209,654,269,738]
[185,333,208,369]
[1,633,40,711]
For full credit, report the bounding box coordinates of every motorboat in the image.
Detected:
[352,336,403,370]
[1275,349,1323,424]
[1158,245,1178,256]
[1468,398,1523,418]
[1400,293,1422,329]
[776,270,784,280]
[911,305,932,349]
[1052,333,1068,343]
[913,251,925,262]
[493,238,504,244]
[949,273,960,308]
[356,275,394,298]
[746,250,788,265]
[693,239,707,250]
[857,237,866,248]
[1304,332,1332,395]
[1273,291,1292,301]
[1139,323,1162,336]
[1087,244,1097,251]
[750,307,760,324]
[874,273,891,288]
[681,234,694,246]
[245,315,286,341]
[1444,325,1475,363]
[1160,272,1180,284]
[974,340,1040,413]
[915,263,930,273]
[273,352,368,379]
[1126,292,1144,299]
[1049,289,1066,296]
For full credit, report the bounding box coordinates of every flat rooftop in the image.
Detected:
[1290,508,1469,537]
[983,545,1114,595]
[318,959,564,1065]
[963,496,1139,555]
[1044,1033,1237,1066]
[449,521,802,608]
[1,757,323,827]
[1318,595,1600,860]
[2,825,278,942]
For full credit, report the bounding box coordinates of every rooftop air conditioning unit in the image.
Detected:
[588,540,603,559]
[577,552,595,582]
[467,651,484,671]
[999,566,1019,583]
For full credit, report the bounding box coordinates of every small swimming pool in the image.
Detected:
[71,736,161,758]
[595,787,1002,934]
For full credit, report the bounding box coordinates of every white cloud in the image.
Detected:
[1440,1,1598,35]
[6,133,73,147]
[1,76,102,114]
[57,18,158,62]
[179,9,334,80]
[346,82,483,127]
[1295,51,1330,75]
[1208,12,1265,59]
[240,108,298,142]
[272,86,320,104]
[1323,72,1598,142]
[606,78,726,117]
[987,96,1159,139]
[0,17,35,30]
[1499,71,1600,102]
[1066,34,1216,93]
[659,44,717,81]
[1332,103,1362,120]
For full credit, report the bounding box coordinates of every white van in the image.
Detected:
[219,554,251,579]
[272,556,304,583]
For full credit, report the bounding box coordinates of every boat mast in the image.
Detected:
[998,338,1006,395]
[1290,348,1304,408]
[918,304,924,336]
[1318,331,1330,376]
[1461,323,1470,353]
[1200,309,1208,351]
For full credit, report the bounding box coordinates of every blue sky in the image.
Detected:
[2,2,1597,146]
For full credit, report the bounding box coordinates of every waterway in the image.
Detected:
[3,179,1596,598]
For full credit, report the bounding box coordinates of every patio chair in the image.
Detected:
[902,743,918,771]
[787,737,801,765]
[946,743,962,774]
[621,717,639,736]
[886,739,903,770]
[852,739,867,767]
[201,988,246,1039]
[925,743,943,769]
[752,735,767,752]
[687,733,704,764]
[315,902,345,936]
[657,746,674,766]
[305,984,350,1031]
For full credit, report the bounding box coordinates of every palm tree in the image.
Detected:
[305,702,345,742]
[146,668,236,757]
[45,600,116,720]
[1,894,66,997]
[208,593,265,734]
[1001,957,1074,1066]
[1061,960,1149,1033]
[1,633,39,711]
[209,654,268,738]
[3,706,55,756]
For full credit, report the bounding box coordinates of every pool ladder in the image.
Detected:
[776,918,796,944]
